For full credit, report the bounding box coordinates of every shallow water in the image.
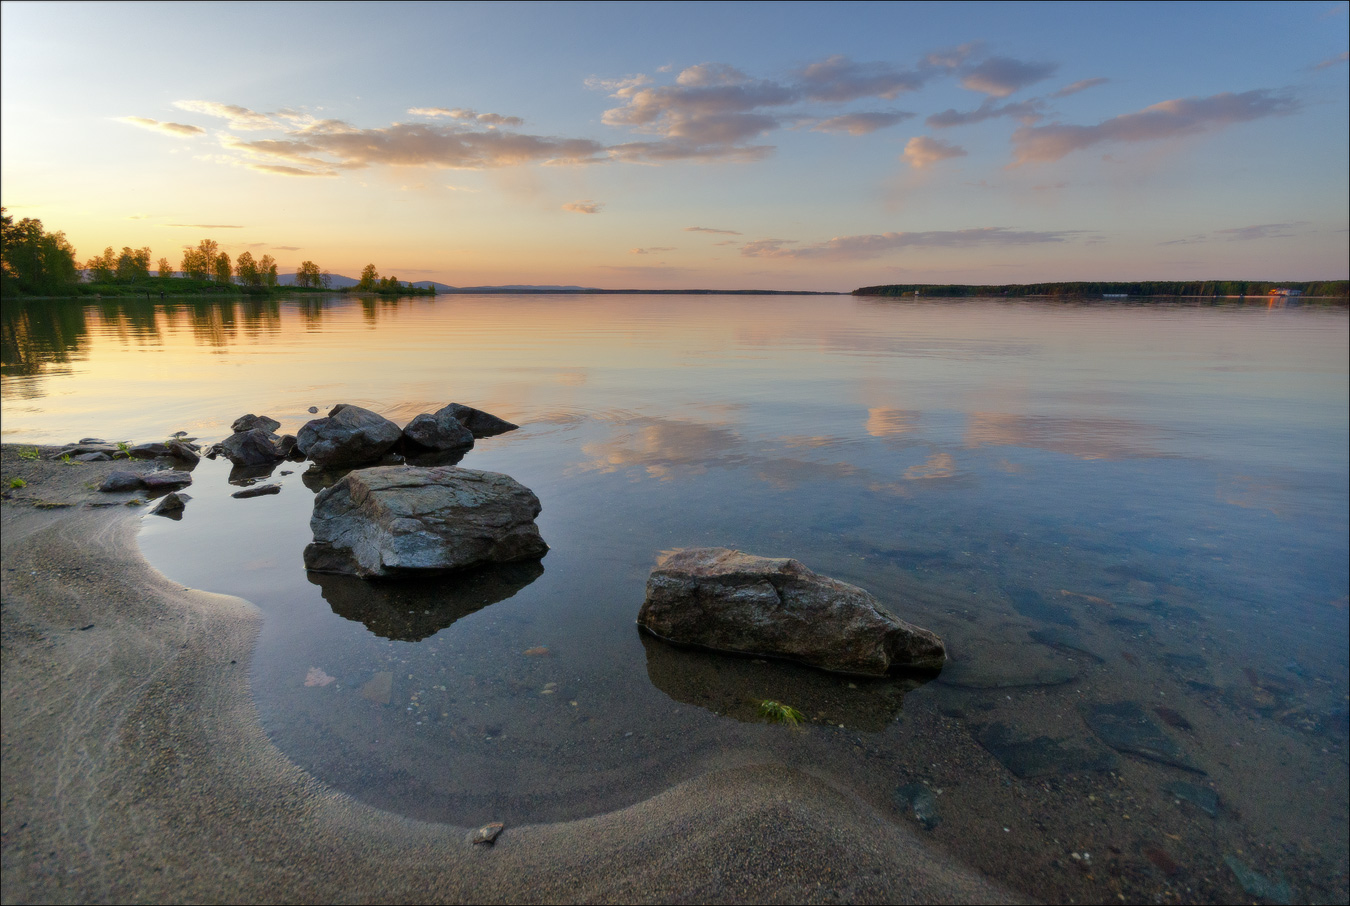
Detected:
[4,293,1347,902]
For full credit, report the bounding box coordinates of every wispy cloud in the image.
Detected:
[926,98,1043,128]
[812,111,914,135]
[1216,222,1303,240]
[1312,50,1349,70]
[740,227,1075,261]
[960,57,1057,97]
[1011,89,1298,163]
[1158,221,1306,245]
[164,223,246,229]
[630,246,675,254]
[685,226,741,235]
[223,122,609,173]
[902,136,967,169]
[1051,77,1109,98]
[174,100,276,130]
[563,200,603,213]
[795,55,925,102]
[118,117,205,137]
[408,107,525,127]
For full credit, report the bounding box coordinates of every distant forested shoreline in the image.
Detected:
[854,281,1349,299]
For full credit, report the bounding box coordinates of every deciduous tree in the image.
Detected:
[259,254,278,286]
[358,264,378,291]
[115,246,151,282]
[157,257,174,279]
[1,208,80,295]
[295,259,321,288]
[86,247,116,283]
[235,250,260,286]
[213,252,233,284]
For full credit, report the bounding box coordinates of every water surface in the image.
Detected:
[4,293,1346,903]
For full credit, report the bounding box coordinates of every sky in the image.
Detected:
[2,1,1347,291]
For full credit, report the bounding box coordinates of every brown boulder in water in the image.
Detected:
[638,547,945,676]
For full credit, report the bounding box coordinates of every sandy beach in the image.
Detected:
[0,446,1019,905]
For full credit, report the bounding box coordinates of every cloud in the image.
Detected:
[629,246,675,254]
[1011,89,1298,163]
[1051,77,1109,98]
[1215,222,1303,240]
[271,245,302,251]
[926,98,1043,128]
[563,200,603,214]
[961,57,1057,97]
[812,111,914,135]
[592,53,954,162]
[246,163,338,177]
[922,42,984,72]
[118,117,205,137]
[1312,50,1349,70]
[174,100,276,130]
[795,55,925,102]
[741,227,1075,261]
[225,122,609,173]
[685,226,741,235]
[902,135,967,169]
[408,107,525,127]
[164,223,245,229]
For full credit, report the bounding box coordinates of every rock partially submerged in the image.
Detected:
[637,548,945,676]
[438,403,518,438]
[401,410,475,453]
[297,404,403,468]
[304,465,548,578]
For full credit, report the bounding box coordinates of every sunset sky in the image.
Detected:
[2,1,1346,290]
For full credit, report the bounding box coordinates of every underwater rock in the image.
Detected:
[304,465,548,577]
[1163,780,1219,816]
[638,547,945,676]
[1224,855,1294,904]
[974,722,1117,778]
[1028,627,1104,661]
[937,658,1077,689]
[894,783,941,830]
[1004,585,1078,626]
[1080,701,1205,773]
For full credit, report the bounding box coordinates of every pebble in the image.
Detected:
[469,822,504,846]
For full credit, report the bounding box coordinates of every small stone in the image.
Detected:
[308,406,319,414]
[100,471,145,492]
[232,483,281,499]
[150,491,191,517]
[524,646,550,657]
[469,822,504,846]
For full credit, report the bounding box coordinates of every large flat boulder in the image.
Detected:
[638,548,945,676]
[297,404,403,468]
[304,465,548,577]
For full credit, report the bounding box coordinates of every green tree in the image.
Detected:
[358,264,379,291]
[157,256,174,279]
[213,251,233,284]
[86,247,116,283]
[295,259,321,288]
[1,208,80,295]
[259,254,278,286]
[235,250,260,286]
[180,239,219,281]
[115,246,151,283]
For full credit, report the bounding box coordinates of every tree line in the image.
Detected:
[853,281,1350,299]
[2,207,341,297]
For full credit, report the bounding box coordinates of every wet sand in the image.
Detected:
[0,447,1019,904]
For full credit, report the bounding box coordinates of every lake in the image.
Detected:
[3,293,1347,903]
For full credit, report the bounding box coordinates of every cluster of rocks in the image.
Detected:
[84,401,947,685]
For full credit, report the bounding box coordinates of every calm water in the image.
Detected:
[3,294,1347,902]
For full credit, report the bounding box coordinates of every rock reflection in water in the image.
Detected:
[310,559,544,641]
[638,628,931,731]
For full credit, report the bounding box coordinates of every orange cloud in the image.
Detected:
[118,117,204,137]
[563,200,603,214]
[1011,89,1298,164]
[901,136,967,169]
